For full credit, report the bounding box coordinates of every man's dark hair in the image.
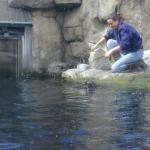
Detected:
[107,13,121,21]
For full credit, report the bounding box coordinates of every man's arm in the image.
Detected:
[105,45,121,58]
[91,37,106,51]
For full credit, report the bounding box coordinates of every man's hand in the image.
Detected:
[104,51,112,58]
[90,37,106,51]
[105,45,121,58]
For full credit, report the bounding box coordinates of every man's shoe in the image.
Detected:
[126,59,148,72]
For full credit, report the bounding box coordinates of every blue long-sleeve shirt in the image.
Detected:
[105,21,143,54]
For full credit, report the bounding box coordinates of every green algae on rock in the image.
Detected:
[62,68,150,88]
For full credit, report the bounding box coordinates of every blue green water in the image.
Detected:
[0,79,150,150]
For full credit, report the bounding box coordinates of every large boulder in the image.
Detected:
[88,42,111,70]
[88,49,111,70]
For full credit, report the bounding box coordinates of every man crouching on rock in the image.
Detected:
[91,13,144,73]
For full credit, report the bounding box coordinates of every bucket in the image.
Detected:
[77,64,90,72]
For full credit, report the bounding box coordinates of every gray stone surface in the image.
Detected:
[64,42,90,67]
[54,0,81,7]
[63,26,83,42]
[62,50,150,85]
[8,0,81,9]
[97,0,117,21]
[6,0,150,74]
[0,0,31,23]
[144,0,150,15]
[8,0,54,9]
[88,45,111,70]
[32,10,62,73]
[62,68,150,87]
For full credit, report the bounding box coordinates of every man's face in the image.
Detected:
[107,19,119,29]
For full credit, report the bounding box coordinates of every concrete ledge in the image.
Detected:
[54,0,81,8]
[8,0,81,9]
[8,0,55,9]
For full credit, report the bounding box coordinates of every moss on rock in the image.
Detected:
[62,68,150,89]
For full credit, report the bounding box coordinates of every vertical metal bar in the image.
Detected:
[17,37,22,79]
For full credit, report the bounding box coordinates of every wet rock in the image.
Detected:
[62,67,150,88]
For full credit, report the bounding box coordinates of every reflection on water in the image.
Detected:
[0,79,150,150]
[110,89,148,150]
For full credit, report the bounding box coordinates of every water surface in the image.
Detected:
[0,79,150,150]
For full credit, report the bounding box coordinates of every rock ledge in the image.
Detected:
[62,68,150,88]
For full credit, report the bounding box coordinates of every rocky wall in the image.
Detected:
[31,10,63,73]
[9,0,150,74]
